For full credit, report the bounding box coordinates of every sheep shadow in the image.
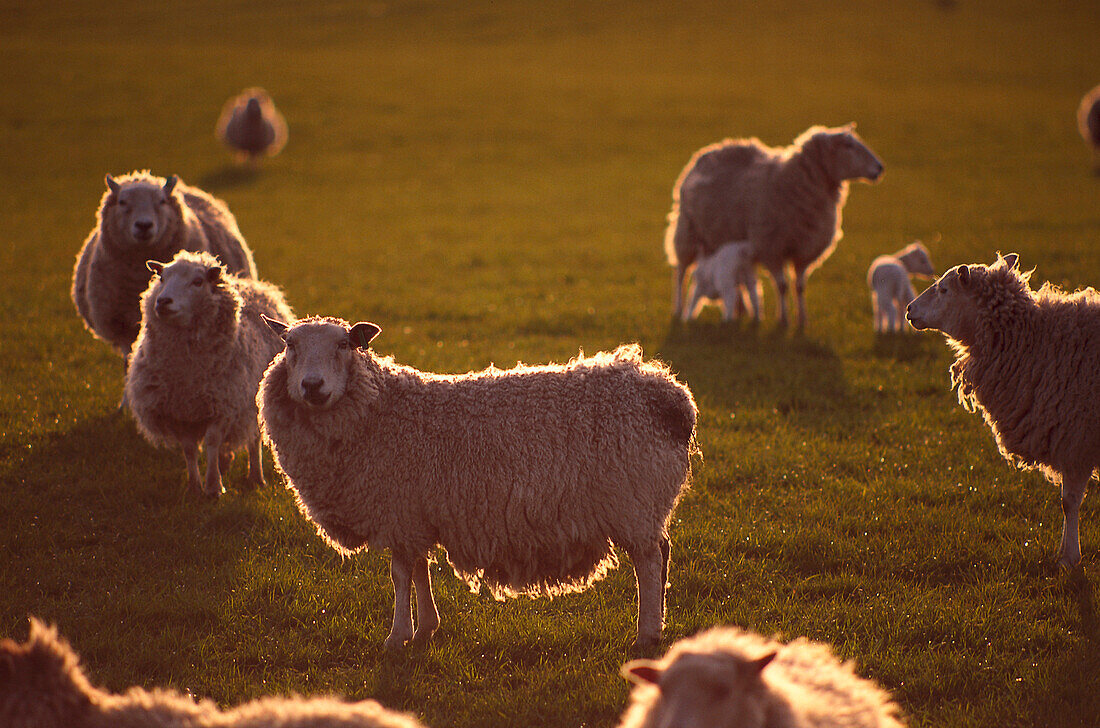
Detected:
[870,331,941,362]
[195,164,261,191]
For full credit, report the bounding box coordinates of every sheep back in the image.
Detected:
[950,265,1100,480]
[259,344,697,599]
[127,262,291,452]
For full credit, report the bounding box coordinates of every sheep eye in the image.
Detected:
[338,339,350,350]
[191,276,204,287]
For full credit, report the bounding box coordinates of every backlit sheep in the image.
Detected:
[619,626,904,728]
[907,253,1099,567]
[217,87,288,164]
[683,241,761,323]
[1078,84,1100,168]
[0,617,427,728]
[72,171,257,406]
[126,251,293,497]
[258,317,698,647]
[867,241,935,333]
[666,125,883,329]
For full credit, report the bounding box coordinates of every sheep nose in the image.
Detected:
[135,220,153,231]
[301,378,325,397]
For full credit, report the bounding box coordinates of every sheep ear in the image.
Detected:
[146,260,164,275]
[206,266,223,283]
[105,174,120,193]
[621,659,663,686]
[350,322,381,349]
[262,315,289,340]
[1002,253,1019,270]
[958,265,971,287]
[844,121,857,131]
[162,175,178,195]
[747,651,777,676]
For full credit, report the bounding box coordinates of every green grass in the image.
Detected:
[2,1,1099,726]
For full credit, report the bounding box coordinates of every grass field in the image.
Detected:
[2,1,1099,726]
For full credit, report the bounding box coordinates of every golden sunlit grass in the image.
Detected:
[1,1,1098,727]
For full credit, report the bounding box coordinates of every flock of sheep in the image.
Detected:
[4,84,1100,728]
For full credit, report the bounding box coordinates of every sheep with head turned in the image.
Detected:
[257,316,698,648]
[619,626,904,728]
[907,252,1100,567]
[71,171,257,407]
[217,87,288,164]
[125,250,294,497]
[0,617,428,728]
[666,124,884,330]
[682,240,762,323]
[867,241,936,333]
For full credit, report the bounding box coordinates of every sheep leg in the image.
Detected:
[201,428,226,498]
[117,355,131,413]
[181,441,202,495]
[1057,471,1089,568]
[627,541,665,648]
[659,535,671,622]
[672,267,687,319]
[769,265,790,328]
[884,299,898,332]
[385,552,415,649]
[683,278,704,322]
[218,446,234,476]
[794,266,809,331]
[411,556,440,644]
[745,280,762,324]
[245,437,265,488]
[720,286,740,323]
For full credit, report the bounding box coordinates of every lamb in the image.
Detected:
[618,626,905,728]
[682,240,762,323]
[1078,84,1100,169]
[0,617,428,728]
[217,87,288,164]
[907,253,1100,567]
[71,171,258,406]
[126,251,294,498]
[666,124,884,329]
[867,241,936,333]
[257,316,698,648]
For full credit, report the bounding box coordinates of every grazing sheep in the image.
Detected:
[867,241,936,333]
[126,251,294,497]
[619,626,905,728]
[72,171,257,406]
[683,240,762,323]
[907,253,1099,567]
[0,617,428,728]
[666,125,884,329]
[258,317,698,648]
[217,87,288,164]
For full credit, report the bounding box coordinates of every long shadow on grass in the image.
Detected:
[195,164,261,191]
[0,413,260,649]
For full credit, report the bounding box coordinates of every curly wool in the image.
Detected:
[0,618,428,728]
[126,251,293,455]
[259,334,697,599]
[948,260,1100,481]
[665,127,852,273]
[71,170,257,357]
[619,627,904,728]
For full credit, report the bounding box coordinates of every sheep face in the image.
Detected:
[897,242,936,278]
[0,620,92,728]
[813,127,884,183]
[146,256,224,328]
[906,264,980,342]
[104,174,182,249]
[273,319,381,409]
[623,651,775,728]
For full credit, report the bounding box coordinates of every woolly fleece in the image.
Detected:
[217,87,288,161]
[126,250,293,496]
[72,170,257,358]
[867,242,935,333]
[665,125,883,328]
[0,618,428,728]
[258,317,697,646]
[619,626,904,728]
[683,240,761,322]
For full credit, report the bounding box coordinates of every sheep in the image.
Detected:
[0,617,428,728]
[867,241,936,333]
[618,626,905,728]
[1078,84,1100,169]
[666,124,884,330]
[257,316,698,648]
[71,171,258,407]
[217,87,288,164]
[682,240,762,323]
[907,253,1100,567]
[125,251,294,498]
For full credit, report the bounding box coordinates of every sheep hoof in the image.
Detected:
[1056,553,1082,571]
[218,450,235,476]
[411,628,436,647]
[632,635,661,655]
[382,634,409,650]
